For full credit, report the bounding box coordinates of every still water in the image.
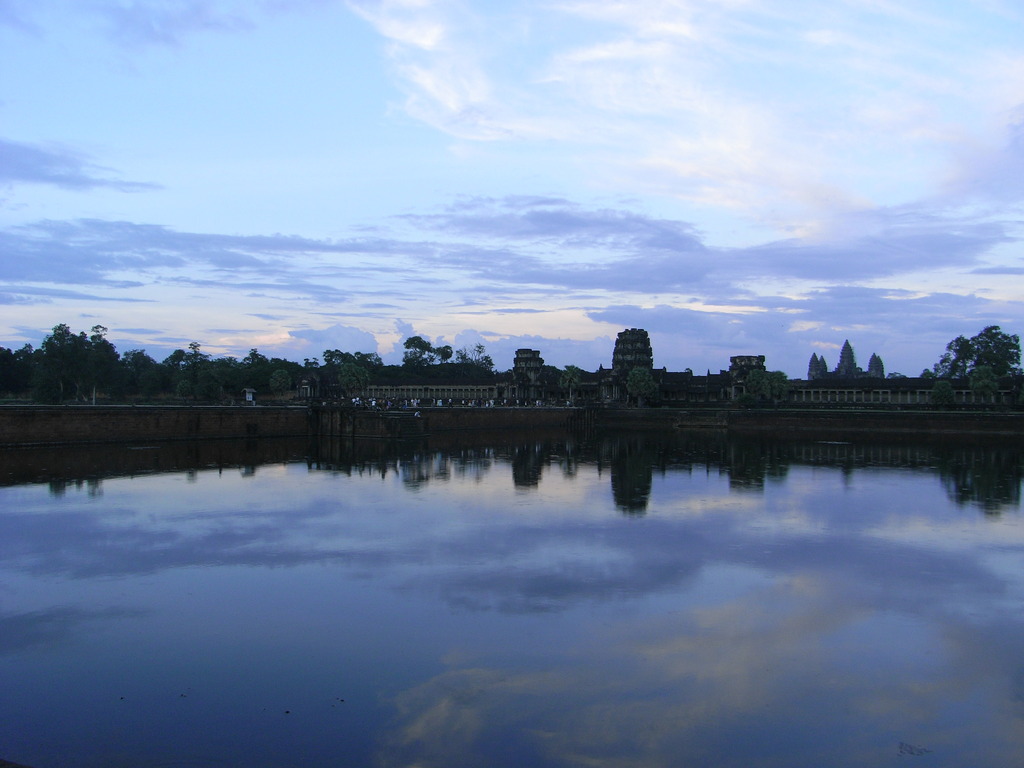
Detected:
[2,430,1024,767]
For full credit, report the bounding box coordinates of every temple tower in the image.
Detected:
[611,328,653,375]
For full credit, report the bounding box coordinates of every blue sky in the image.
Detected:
[2,0,1023,377]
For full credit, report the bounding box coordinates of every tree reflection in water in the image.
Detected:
[305,429,1024,515]
[5,431,1022,514]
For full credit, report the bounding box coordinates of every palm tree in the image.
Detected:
[560,365,582,405]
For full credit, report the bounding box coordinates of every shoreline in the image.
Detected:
[2,404,1024,447]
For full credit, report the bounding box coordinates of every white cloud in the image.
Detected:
[346,0,448,50]
[344,0,1024,236]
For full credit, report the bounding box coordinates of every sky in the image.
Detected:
[2,0,1024,377]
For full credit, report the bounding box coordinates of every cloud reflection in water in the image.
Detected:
[1,433,1023,766]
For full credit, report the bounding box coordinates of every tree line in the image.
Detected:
[0,324,501,404]
[0,322,1020,405]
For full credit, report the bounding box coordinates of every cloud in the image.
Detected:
[344,0,1024,238]
[97,0,254,47]
[0,284,152,305]
[406,195,706,247]
[1,189,1019,374]
[347,0,573,142]
[741,218,1012,281]
[0,0,37,31]
[0,606,145,654]
[0,218,430,286]
[403,196,1012,294]
[942,105,1024,203]
[279,323,382,358]
[0,138,159,192]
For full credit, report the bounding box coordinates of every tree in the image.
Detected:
[33,323,89,402]
[269,369,291,396]
[933,326,1021,378]
[402,336,438,368]
[242,348,269,368]
[336,362,369,398]
[84,325,120,403]
[163,342,215,400]
[321,349,348,369]
[175,379,193,401]
[970,326,1021,377]
[454,343,494,374]
[930,379,956,408]
[745,369,789,404]
[560,365,582,404]
[626,366,658,406]
[351,351,383,371]
[323,349,383,372]
[0,344,35,396]
[970,365,999,403]
[933,334,973,378]
[122,349,166,398]
[189,355,237,402]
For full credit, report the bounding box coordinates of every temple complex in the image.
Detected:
[340,327,1020,407]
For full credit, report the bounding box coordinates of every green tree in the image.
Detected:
[745,369,789,404]
[163,341,212,400]
[175,379,193,401]
[336,362,370,398]
[454,343,494,374]
[203,356,244,400]
[323,349,383,373]
[84,325,120,403]
[33,323,89,402]
[121,349,162,397]
[933,335,973,378]
[933,326,1021,378]
[269,369,291,396]
[321,349,349,369]
[402,336,438,368]
[626,366,658,406]
[930,379,956,408]
[970,326,1021,376]
[970,365,999,404]
[242,348,269,368]
[352,351,383,371]
[0,344,35,396]
[560,365,582,404]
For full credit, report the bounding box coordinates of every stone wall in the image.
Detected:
[595,407,1024,437]
[724,409,1024,439]
[5,403,1022,447]
[0,405,310,446]
[310,405,592,439]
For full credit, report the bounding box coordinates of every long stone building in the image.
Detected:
[312,327,1020,408]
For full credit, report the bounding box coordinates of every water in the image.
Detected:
[2,430,1024,767]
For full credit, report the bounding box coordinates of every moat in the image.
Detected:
[3,430,1024,767]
